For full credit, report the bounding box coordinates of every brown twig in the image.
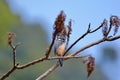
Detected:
[9,43,20,66]
[9,43,16,66]
[63,22,104,56]
[49,55,89,60]
[89,22,104,33]
[71,35,120,56]
[0,42,19,80]
[0,66,17,80]
[17,57,46,69]
[63,23,91,56]
[17,55,88,69]
[45,36,56,58]
[0,33,20,80]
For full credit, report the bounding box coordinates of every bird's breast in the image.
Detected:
[57,44,65,56]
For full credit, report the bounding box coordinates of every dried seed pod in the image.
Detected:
[53,10,66,38]
[102,19,108,37]
[67,19,72,39]
[87,56,95,78]
[110,16,120,36]
[113,16,120,35]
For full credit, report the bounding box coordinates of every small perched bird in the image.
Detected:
[54,37,65,67]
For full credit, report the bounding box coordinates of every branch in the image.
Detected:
[105,35,120,41]
[9,43,16,66]
[48,54,89,60]
[45,36,56,58]
[10,43,20,66]
[63,23,91,56]
[89,22,104,33]
[17,54,89,69]
[0,64,18,80]
[17,57,46,69]
[71,35,120,56]
[0,42,20,80]
[63,23,103,56]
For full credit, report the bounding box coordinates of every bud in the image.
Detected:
[7,32,15,44]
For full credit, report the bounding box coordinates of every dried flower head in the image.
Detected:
[7,32,16,44]
[110,16,120,27]
[87,56,95,78]
[102,19,108,37]
[53,10,66,38]
[67,19,72,39]
[83,55,95,78]
[110,16,120,35]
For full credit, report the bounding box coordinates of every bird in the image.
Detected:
[54,36,65,67]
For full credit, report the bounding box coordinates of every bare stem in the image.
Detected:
[0,65,18,80]
[63,24,90,56]
[45,35,56,58]
[17,57,46,69]
[71,35,120,56]
[48,55,89,60]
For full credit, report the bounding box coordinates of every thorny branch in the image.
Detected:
[0,11,120,80]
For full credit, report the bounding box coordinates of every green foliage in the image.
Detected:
[0,0,20,46]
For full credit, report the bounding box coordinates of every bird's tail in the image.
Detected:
[59,58,63,67]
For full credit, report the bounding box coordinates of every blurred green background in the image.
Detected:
[0,0,119,80]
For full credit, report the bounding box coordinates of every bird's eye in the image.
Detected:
[62,38,65,41]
